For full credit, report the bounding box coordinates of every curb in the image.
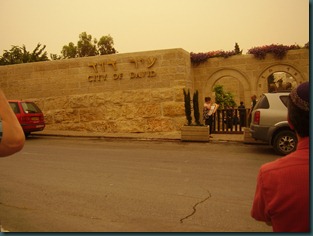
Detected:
[32,132,181,142]
[31,132,246,144]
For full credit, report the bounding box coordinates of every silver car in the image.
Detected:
[250,92,297,156]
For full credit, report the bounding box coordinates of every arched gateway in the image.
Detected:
[257,64,305,97]
[204,68,250,106]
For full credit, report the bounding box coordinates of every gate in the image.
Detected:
[211,108,250,134]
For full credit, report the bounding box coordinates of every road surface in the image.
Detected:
[0,136,276,232]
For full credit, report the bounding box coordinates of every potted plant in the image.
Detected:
[181,89,210,142]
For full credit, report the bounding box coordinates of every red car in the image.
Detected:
[9,100,45,137]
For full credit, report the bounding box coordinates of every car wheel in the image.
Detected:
[273,130,297,156]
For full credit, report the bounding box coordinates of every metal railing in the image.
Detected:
[210,108,251,134]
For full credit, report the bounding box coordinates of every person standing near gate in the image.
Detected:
[238,101,246,127]
[251,82,309,232]
[203,97,219,138]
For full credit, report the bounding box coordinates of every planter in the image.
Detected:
[181,125,210,142]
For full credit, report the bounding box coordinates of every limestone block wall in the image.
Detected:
[192,49,309,110]
[0,48,192,133]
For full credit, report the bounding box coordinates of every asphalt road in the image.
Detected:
[0,136,277,232]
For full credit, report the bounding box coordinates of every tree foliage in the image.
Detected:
[61,42,77,59]
[98,35,117,55]
[193,90,201,125]
[234,42,242,55]
[77,32,98,57]
[0,32,118,63]
[183,89,192,125]
[0,43,49,65]
[213,85,237,109]
[60,32,117,59]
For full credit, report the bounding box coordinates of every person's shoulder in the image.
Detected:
[261,158,284,171]
[261,152,308,174]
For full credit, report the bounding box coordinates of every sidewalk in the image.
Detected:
[32,129,247,143]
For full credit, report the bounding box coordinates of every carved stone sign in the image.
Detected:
[88,57,157,82]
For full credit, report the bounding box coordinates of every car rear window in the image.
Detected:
[253,96,269,109]
[21,102,42,114]
[280,95,289,107]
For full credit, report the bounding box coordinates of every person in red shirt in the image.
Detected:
[251,81,310,232]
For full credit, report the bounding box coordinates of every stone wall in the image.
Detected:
[0,48,309,134]
[0,48,191,133]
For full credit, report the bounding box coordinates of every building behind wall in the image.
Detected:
[0,48,309,135]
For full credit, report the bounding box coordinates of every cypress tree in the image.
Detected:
[193,90,201,125]
[183,89,192,125]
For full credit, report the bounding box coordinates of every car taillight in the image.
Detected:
[253,111,260,125]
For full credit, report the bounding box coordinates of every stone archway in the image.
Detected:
[203,68,251,107]
[257,64,305,97]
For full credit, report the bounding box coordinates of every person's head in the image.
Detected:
[288,82,309,137]
[205,97,211,102]
[251,95,257,100]
[240,101,244,105]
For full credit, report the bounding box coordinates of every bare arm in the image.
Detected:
[213,103,219,114]
[0,89,25,157]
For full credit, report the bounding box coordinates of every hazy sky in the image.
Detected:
[0,0,309,56]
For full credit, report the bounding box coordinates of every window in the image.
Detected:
[254,96,269,109]
[9,102,20,114]
[280,95,289,108]
[21,102,42,114]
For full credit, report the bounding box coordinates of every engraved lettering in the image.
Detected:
[113,73,123,80]
[88,63,98,73]
[146,57,157,68]
[130,72,136,79]
[88,74,107,82]
[107,60,117,71]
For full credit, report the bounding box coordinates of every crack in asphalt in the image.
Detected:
[180,191,212,223]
